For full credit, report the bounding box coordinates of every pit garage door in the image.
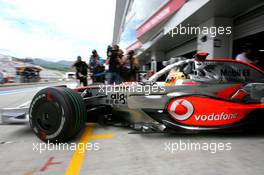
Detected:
[234,5,264,39]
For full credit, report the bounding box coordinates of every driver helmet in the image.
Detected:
[195,51,209,61]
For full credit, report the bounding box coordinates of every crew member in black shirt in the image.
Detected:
[72,56,88,86]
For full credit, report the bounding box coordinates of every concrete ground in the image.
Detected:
[1,83,264,175]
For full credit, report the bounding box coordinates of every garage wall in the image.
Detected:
[234,5,264,40]
[165,38,196,59]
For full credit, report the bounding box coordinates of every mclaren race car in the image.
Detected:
[1,57,264,142]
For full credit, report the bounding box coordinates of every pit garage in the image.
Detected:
[116,0,264,72]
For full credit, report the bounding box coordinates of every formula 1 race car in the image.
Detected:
[2,57,264,142]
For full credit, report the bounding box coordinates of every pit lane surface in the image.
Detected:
[1,83,264,175]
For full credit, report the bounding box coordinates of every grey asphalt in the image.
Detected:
[0,83,264,175]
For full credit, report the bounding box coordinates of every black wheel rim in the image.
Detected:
[34,102,62,134]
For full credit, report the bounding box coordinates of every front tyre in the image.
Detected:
[29,87,86,142]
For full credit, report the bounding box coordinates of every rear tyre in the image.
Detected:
[29,87,86,142]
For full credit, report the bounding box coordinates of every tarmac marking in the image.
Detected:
[23,169,36,175]
[65,124,113,175]
[65,124,94,175]
[0,87,42,96]
[90,134,113,139]
[40,157,63,172]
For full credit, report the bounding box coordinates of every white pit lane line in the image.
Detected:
[0,87,43,96]
[0,82,78,96]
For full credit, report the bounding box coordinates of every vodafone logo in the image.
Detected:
[167,99,194,121]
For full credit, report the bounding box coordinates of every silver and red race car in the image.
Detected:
[1,57,264,142]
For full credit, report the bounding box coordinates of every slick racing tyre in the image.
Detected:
[29,87,86,142]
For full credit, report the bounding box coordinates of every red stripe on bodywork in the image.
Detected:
[208,59,264,75]
[215,84,242,99]
[167,96,262,126]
